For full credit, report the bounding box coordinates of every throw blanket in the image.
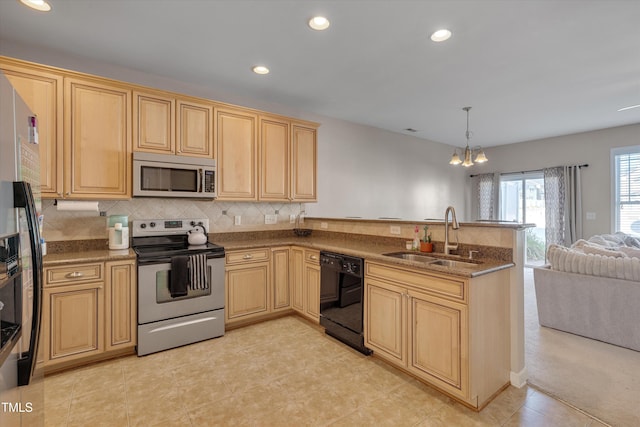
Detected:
[548,244,640,281]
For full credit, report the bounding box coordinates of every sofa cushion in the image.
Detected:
[547,244,640,281]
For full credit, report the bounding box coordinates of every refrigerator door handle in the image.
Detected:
[13,181,43,386]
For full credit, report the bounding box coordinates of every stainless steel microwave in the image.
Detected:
[133,152,216,198]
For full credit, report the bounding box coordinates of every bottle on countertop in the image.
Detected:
[413,225,420,250]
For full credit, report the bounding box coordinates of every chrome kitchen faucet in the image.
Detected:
[444,206,459,255]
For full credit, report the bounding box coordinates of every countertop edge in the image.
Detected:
[43,249,137,267]
[222,238,514,278]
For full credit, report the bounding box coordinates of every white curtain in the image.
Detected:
[544,165,583,247]
[476,173,497,220]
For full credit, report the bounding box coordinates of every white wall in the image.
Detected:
[468,124,640,238]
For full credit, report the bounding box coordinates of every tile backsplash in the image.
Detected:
[41,199,305,241]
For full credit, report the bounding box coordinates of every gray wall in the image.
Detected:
[304,115,468,221]
[468,124,640,238]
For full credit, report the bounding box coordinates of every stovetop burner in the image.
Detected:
[131,218,225,262]
[133,241,224,258]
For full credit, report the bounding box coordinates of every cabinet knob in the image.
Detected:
[66,271,84,278]
[243,254,253,260]
[310,255,318,260]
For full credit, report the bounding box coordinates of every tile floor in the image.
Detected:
[44,316,608,427]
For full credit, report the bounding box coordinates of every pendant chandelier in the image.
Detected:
[449,106,488,167]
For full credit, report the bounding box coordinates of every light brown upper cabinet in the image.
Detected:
[258,116,318,202]
[133,90,214,158]
[215,106,258,200]
[64,77,132,199]
[259,115,290,201]
[1,61,64,198]
[291,122,317,201]
[177,98,214,158]
[1,56,319,202]
[133,90,175,154]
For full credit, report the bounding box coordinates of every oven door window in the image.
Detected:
[140,166,199,193]
[156,268,211,303]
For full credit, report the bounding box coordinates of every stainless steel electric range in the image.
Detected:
[131,218,225,356]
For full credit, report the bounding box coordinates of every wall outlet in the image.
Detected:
[586,212,596,220]
[290,215,296,224]
[321,222,328,229]
[234,215,241,226]
[265,214,277,225]
[390,226,401,235]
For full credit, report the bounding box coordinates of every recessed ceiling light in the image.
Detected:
[618,104,640,112]
[309,16,330,31]
[430,29,452,42]
[252,65,270,75]
[19,0,51,12]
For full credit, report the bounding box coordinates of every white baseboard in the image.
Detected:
[510,367,528,388]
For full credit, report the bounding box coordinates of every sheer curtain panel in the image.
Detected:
[544,165,583,247]
[476,173,497,220]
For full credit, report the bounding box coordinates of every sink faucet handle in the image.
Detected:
[469,250,479,260]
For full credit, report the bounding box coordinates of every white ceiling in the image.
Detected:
[1,0,639,147]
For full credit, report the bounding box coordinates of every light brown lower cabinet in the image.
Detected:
[290,247,320,323]
[271,247,291,312]
[225,248,271,325]
[364,261,510,410]
[42,259,136,371]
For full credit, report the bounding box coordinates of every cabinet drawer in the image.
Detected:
[226,248,270,265]
[366,262,466,302]
[45,263,103,286]
[304,250,320,264]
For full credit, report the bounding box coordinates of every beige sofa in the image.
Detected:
[533,233,640,352]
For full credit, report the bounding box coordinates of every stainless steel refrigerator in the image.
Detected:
[0,73,45,426]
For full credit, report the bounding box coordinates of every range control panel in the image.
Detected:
[131,218,209,237]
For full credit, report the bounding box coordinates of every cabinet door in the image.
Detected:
[44,282,104,364]
[216,107,258,200]
[271,247,290,311]
[304,262,320,323]
[1,64,63,198]
[105,260,137,351]
[290,247,305,313]
[259,116,290,201]
[225,262,270,323]
[133,90,175,154]
[64,77,131,198]
[408,290,468,397]
[364,278,407,366]
[177,98,214,158]
[291,123,317,201]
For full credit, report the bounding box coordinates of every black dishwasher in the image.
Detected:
[319,251,371,355]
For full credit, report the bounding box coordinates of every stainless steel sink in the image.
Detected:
[382,252,439,263]
[382,252,481,270]
[430,259,480,269]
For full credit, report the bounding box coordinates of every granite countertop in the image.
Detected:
[218,235,513,278]
[43,248,136,267]
[43,232,513,278]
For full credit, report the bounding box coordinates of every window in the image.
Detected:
[612,146,640,236]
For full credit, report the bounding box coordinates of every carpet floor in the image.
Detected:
[525,267,640,426]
